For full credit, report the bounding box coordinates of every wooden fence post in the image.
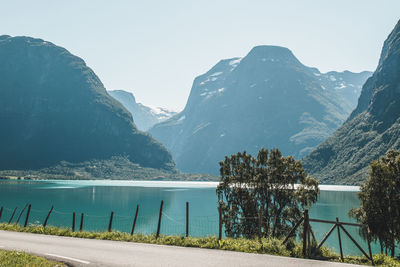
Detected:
[218,203,222,241]
[308,222,312,257]
[8,207,17,224]
[131,205,139,235]
[339,224,371,260]
[80,213,84,231]
[309,224,317,243]
[108,211,114,232]
[16,204,28,224]
[72,212,76,232]
[258,208,263,242]
[24,204,31,227]
[336,217,344,262]
[367,227,375,266]
[282,216,304,245]
[156,200,164,238]
[43,206,54,228]
[316,224,336,250]
[302,210,309,258]
[186,202,189,237]
[0,206,3,221]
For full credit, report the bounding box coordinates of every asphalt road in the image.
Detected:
[0,230,363,267]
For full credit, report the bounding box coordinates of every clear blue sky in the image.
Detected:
[1,0,399,110]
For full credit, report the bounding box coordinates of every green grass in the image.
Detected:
[0,250,64,267]
[0,223,398,266]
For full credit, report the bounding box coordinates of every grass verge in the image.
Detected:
[0,250,64,267]
[0,223,398,266]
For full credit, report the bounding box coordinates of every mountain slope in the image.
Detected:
[0,35,174,171]
[149,46,371,174]
[303,20,400,185]
[108,90,177,131]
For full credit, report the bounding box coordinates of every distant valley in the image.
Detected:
[1,18,399,185]
[108,90,177,131]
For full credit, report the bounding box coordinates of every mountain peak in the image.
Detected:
[0,36,175,171]
[378,19,400,69]
[242,45,302,67]
[1,35,54,47]
[0,35,11,41]
[303,19,400,184]
[150,45,370,174]
[247,45,295,58]
[108,90,177,131]
[249,45,292,55]
[109,90,137,104]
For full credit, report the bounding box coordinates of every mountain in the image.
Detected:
[303,20,400,185]
[149,45,371,174]
[108,90,177,131]
[314,70,372,108]
[0,35,174,171]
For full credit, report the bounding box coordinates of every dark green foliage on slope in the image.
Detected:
[303,20,400,185]
[0,36,174,171]
[0,156,218,181]
[150,46,370,174]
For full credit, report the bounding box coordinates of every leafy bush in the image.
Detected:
[0,250,64,266]
[1,223,396,265]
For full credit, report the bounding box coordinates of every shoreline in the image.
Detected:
[0,179,360,191]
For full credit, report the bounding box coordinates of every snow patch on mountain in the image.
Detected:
[229,58,242,66]
[108,90,178,131]
[210,72,223,77]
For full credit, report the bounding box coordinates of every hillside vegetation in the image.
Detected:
[0,35,174,172]
[303,20,400,185]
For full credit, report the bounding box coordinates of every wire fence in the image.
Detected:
[1,202,391,260]
[0,201,222,238]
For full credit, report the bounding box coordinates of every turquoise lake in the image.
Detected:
[0,180,392,256]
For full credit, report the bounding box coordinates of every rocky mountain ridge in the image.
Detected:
[108,90,177,131]
[150,45,371,174]
[0,35,174,171]
[303,19,400,184]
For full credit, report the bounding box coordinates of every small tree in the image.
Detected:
[217,148,319,239]
[349,150,400,257]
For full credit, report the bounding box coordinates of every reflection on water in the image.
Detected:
[0,180,394,256]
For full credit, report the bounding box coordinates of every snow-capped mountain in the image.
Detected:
[149,45,371,174]
[312,69,372,108]
[108,90,177,131]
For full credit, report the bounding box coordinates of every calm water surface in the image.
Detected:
[0,180,390,256]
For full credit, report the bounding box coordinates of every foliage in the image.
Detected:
[0,250,64,267]
[349,150,400,257]
[0,223,293,257]
[303,19,400,185]
[0,223,397,266]
[372,254,400,267]
[0,156,218,181]
[0,35,174,172]
[217,148,319,239]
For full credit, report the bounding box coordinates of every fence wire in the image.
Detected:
[0,203,221,237]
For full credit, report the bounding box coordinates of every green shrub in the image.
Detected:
[0,250,64,266]
[0,223,398,266]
